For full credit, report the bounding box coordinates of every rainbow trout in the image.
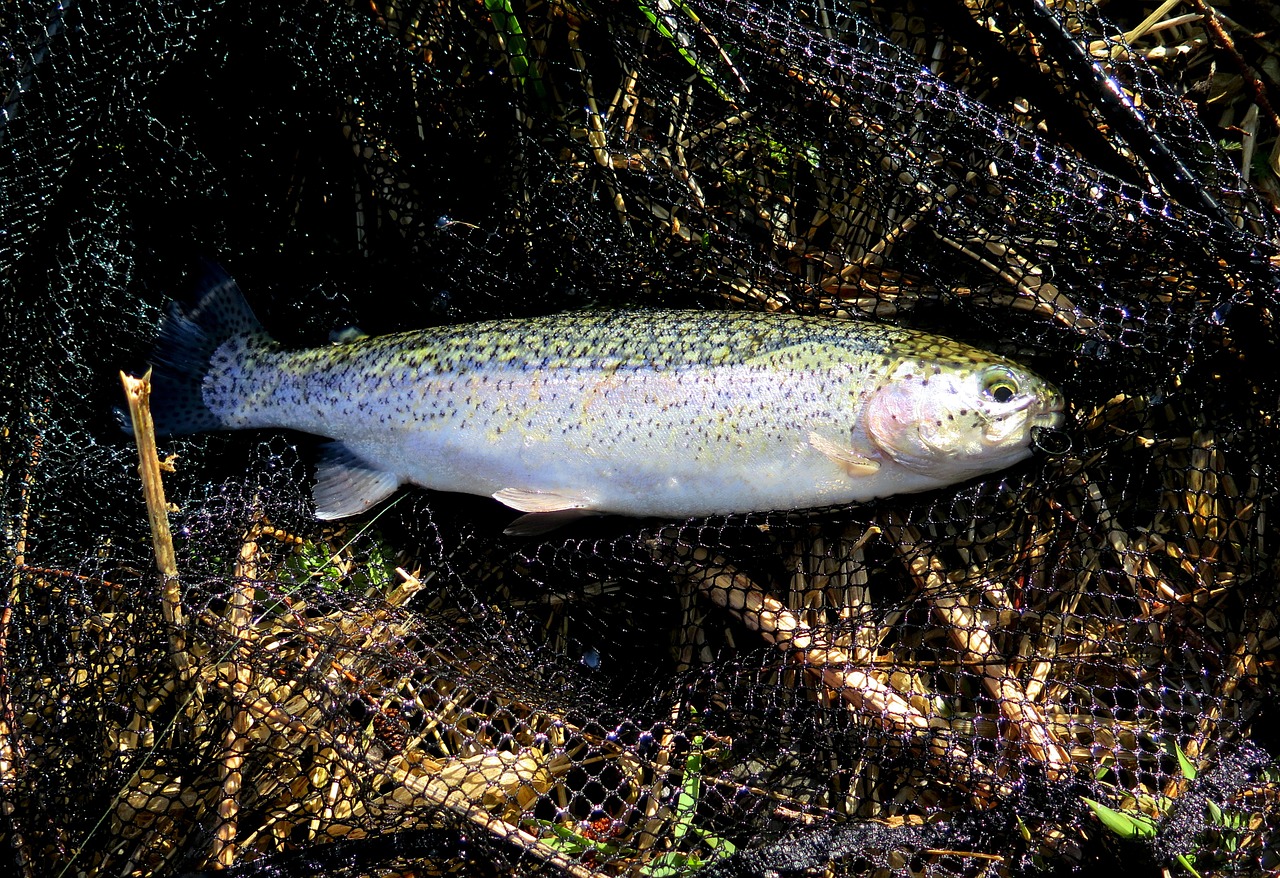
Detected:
[140,268,1065,533]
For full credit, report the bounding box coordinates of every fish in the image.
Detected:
[136,267,1066,534]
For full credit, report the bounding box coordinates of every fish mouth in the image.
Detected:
[1031,409,1065,431]
[1028,390,1069,453]
[1032,387,1066,429]
[982,390,1064,445]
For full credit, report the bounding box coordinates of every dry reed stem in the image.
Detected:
[1079,475,1165,608]
[1172,601,1278,799]
[674,566,710,673]
[210,532,260,867]
[780,61,1087,333]
[786,524,878,662]
[699,560,928,731]
[653,538,1009,800]
[368,752,613,878]
[881,516,1072,778]
[0,412,40,878]
[200,598,624,875]
[605,50,641,135]
[387,566,430,606]
[120,370,192,684]
[568,25,630,232]
[193,574,636,860]
[635,700,692,853]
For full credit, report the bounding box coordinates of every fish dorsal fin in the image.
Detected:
[313,442,401,520]
[808,431,881,476]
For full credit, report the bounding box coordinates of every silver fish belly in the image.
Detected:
[141,268,1065,532]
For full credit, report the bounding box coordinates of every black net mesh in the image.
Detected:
[3,0,1280,875]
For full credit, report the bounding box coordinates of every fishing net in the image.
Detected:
[2,0,1279,875]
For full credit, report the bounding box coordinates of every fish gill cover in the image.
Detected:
[0,0,1278,876]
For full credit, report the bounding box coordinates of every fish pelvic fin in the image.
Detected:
[492,488,599,535]
[313,442,401,519]
[132,263,275,436]
[492,487,594,513]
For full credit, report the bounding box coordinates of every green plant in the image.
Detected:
[641,727,737,876]
[1082,743,1268,877]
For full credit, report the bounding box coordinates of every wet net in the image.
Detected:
[2,0,1279,875]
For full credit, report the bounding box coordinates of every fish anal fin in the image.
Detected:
[504,509,603,536]
[313,442,401,519]
[492,487,593,513]
[808,431,881,477]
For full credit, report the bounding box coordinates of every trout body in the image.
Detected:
[143,269,1065,531]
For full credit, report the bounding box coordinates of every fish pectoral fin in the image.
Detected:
[492,487,593,513]
[504,509,603,537]
[313,442,401,520]
[808,431,881,477]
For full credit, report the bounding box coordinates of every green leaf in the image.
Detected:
[1015,815,1033,842]
[642,728,735,874]
[634,0,738,102]
[1082,798,1157,840]
[526,820,635,857]
[1206,799,1224,825]
[484,0,546,100]
[670,734,703,843]
[1093,754,1115,780]
[538,823,590,854]
[699,833,736,856]
[1175,853,1203,877]
[1175,744,1197,781]
[642,851,697,876]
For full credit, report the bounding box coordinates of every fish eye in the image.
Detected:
[981,369,1019,404]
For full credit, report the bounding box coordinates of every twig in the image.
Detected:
[120,370,192,683]
[1184,0,1280,134]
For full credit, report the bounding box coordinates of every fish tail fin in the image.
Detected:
[125,264,273,436]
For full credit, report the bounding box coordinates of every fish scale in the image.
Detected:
[139,267,1066,533]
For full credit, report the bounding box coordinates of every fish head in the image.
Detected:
[863,355,1065,479]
